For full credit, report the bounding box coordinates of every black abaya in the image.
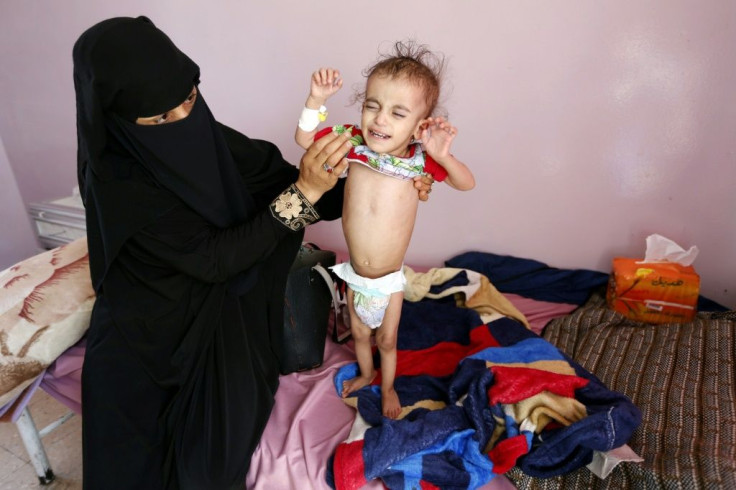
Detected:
[73,16,343,489]
[82,201,304,489]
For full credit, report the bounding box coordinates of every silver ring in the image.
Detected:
[322,162,334,174]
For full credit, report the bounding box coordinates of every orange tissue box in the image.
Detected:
[606,257,700,324]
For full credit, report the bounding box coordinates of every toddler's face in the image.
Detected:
[360,75,427,157]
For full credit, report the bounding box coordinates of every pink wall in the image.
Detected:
[0,135,39,267]
[1,1,734,308]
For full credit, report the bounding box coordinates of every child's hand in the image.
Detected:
[419,117,457,160]
[308,68,343,107]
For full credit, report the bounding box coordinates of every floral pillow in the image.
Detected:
[0,238,93,408]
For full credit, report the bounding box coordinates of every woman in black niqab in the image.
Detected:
[73,16,351,489]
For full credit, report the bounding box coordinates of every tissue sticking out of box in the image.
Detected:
[640,233,699,266]
[609,234,701,324]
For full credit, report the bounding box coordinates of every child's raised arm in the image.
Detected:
[419,117,475,191]
[295,67,343,149]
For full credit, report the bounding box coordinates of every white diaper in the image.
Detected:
[330,262,406,329]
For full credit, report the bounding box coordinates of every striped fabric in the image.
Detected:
[509,293,736,489]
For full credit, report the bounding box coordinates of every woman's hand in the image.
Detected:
[295,130,352,203]
[413,174,434,202]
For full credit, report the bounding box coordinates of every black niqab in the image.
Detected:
[108,90,255,227]
[74,15,198,181]
[73,16,266,289]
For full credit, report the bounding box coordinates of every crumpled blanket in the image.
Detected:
[328,267,640,489]
[403,266,529,328]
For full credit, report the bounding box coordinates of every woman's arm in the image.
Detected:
[127,131,353,283]
[127,201,300,283]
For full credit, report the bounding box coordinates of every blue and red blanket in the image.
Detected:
[328,265,641,490]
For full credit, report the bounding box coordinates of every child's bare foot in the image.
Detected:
[382,388,401,419]
[341,372,376,398]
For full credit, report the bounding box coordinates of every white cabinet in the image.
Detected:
[27,194,86,249]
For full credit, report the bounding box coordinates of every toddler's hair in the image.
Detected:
[357,40,446,117]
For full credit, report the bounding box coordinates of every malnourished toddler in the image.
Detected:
[295,41,475,418]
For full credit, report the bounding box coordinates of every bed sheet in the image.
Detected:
[34,251,614,489]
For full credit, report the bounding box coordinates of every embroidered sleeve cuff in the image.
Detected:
[269,183,320,231]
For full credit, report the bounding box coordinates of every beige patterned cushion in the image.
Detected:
[0,238,93,408]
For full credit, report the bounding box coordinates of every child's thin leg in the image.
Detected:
[341,287,376,398]
[375,291,403,419]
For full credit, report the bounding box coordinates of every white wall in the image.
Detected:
[1,0,734,307]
